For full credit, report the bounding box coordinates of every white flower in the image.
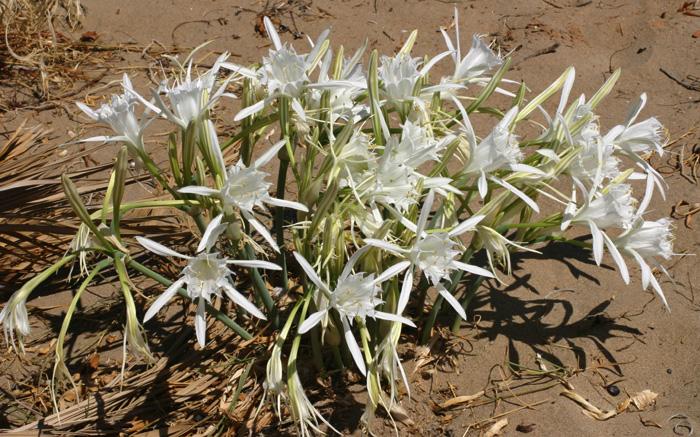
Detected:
[379,50,451,103]
[229,17,329,121]
[287,367,340,437]
[440,9,501,83]
[179,140,308,252]
[0,290,30,348]
[604,93,665,157]
[293,251,414,375]
[136,215,279,346]
[150,53,234,128]
[461,107,542,210]
[561,182,640,273]
[568,120,620,187]
[388,120,449,168]
[464,107,522,176]
[379,53,421,102]
[564,183,635,230]
[617,218,673,260]
[333,130,374,188]
[365,190,493,317]
[76,74,151,150]
[612,218,674,309]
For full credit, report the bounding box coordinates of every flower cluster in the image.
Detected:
[1,9,675,436]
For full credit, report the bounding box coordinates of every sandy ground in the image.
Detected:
[1,0,699,435]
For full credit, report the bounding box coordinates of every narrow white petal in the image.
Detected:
[263,16,282,50]
[343,318,366,375]
[144,278,185,322]
[589,221,604,266]
[437,284,466,320]
[255,139,286,168]
[449,215,485,237]
[227,260,281,270]
[603,233,629,284]
[292,252,331,295]
[222,282,266,320]
[178,186,220,197]
[363,239,406,255]
[298,310,326,334]
[197,213,224,253]
[478,171,488,199]
[419,50,452,76]
[234,100,266,121]
[416,189,435,236]
[490,177,540,213]
[76,102,98,120]
[372,311,416,327]
[373,261,411,285]
[291,98,306,122]
[136,236,189,259]
[264,197,309,212]
[397,269,414,314]
[453,261,495,278]
[247,217,280,253]
[195,298,207,347]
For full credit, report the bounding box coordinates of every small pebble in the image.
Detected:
[666,368,672,375]
[606,385,620,396]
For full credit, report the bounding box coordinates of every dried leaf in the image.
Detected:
[434,390,485,411]
[484,418,508,437]
[629,389,658,410]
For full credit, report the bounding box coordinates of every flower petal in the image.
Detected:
[372,311,416,327]
[342,318,366,375]
[247,216,280,253]
[437,283,466,320]
[222,282,266,320]
[195,298,207,347]
[452,261,495,278]
[178,185,220,197]
[264,197,309,212]
[227,259,281,270]
[449,214,485,237]
[298,310,326,334]
[397,269,414,314]
[197,213,225,253]
[144,277,185,322]
[136,236,189,259]
[292,252,331,295]
[373,261,411,285]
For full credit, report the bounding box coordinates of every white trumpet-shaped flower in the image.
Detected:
[149,53,234,128]
[568,119,620,187]
[440,8,502,83]
[604,93,665,157]
[388,120,450,168]
[462,107,541,210]
[294,250,414,375]
[179,140,308,252]
[228,17,329,121]
[76,74,152,151]
[287,369,340,437]
[613,218,673,308]
[379,49,452,103]
[365,190,494,318]
[0,290,30,348]
[136,214,279,347]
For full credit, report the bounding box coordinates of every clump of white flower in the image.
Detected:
[3,7,678,436]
